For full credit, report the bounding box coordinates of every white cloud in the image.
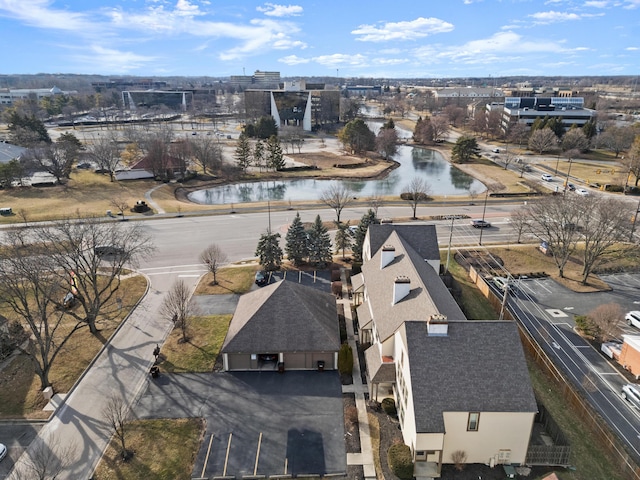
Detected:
[70,44,157,73]
[584,1,609,7]
[0,0,97,32]
[278,54,309,65]
[413,31,569,66]
[256,3,303,17]
[175,0,203,17]
[626,46,639,50]
[312,53,368,68]
[529,11,582,24]
[352,17,454,42]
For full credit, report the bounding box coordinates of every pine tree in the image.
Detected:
[306,215,332,267]
[255,231,283,272]
[235,134,252,172]
[353,209,378,263]
[285,212,308,266]
[253,140,265,171]
[266,135,285,171]
[334,221,352,259]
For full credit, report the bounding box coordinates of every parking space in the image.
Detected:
[260,269,333,292]
[133,370,345,478]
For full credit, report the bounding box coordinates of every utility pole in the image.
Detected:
[479,190,490,246]
[445,215,455,274]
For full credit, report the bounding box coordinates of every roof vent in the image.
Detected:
[427,314,448,336]
[392,276,410,305]
[381,245,396,269]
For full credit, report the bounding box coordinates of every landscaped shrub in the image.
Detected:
[575,315,596,338]
[387,443,413,479]
[381,397,397,416]
[338,343,353,376]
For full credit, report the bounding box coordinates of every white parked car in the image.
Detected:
[0,443,6,462]
[601,341,622,360]
[626,311,640,329]
[541,173,553,182]
[575,188,589,196]
[622,384,640,409]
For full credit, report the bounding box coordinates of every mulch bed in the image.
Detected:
[343,393,361,453]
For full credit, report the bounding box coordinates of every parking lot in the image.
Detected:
[513,273,640,332]
[134,371,345,478]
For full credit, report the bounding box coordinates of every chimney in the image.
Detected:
[380,245,396,269]
[392,276,411,305]
[427,314,448,336]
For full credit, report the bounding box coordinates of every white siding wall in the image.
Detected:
[442,411,535,465]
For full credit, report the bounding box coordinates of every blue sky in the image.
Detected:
[0,0,638,78]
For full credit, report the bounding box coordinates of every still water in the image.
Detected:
[188,145,484,205]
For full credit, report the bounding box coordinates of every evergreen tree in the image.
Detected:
[266,135,285,171]
[256,116,278,139]
[285,212,308,266]
[337,118,376,154]
[235,134,252,172]
[7,110,51,146]
[255,231,283,272]
[306,215,332,267]
[353,209,378,263]
[253,139,265,171]
[334,221,352,259]
[451,136,480,164]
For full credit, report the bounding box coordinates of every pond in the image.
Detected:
[188,144,484,205]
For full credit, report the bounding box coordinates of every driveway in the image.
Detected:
[133,371,346,478]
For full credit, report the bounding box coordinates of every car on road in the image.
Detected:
[0,443,6,462]
[626,311,640,329]
[541,174,553,182]
[493,276,516,293]
[471,219,491,228]
[622,384,640,409]
[566,183,576,191]
[575,188,589,196]
[492,148,500,153]
[255,270,268,286]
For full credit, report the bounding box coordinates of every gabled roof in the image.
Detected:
[361,229,465,342]
[130,154,184,171]
[368,224,440,263]
[221,280,340,353]
[402,320,538,433]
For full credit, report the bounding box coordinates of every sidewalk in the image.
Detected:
[339,268,376,480]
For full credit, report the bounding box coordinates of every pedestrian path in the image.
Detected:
[145,183,167,214]
[339,268,376,480]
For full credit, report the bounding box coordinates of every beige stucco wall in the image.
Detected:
[441,411,535,465]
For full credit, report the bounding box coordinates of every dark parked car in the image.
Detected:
[255,271,268,286]
[471,219,491,228]
[94,245,125,256]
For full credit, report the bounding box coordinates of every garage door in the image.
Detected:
[284,352,307,369]
[227,354,253,370]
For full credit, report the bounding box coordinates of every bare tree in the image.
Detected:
[623,135,640,187]
[579,197,631,284]
[597,125,635,158]
[0,230,86,391]
[402,177,432,219]
[510,206,531,244]
[199,243,228,285]
[525,195,582,278]
[87,130,121,181]
[320,184,354,224]
[451,450,468,471]
[32,215,154,334]
[586,303,623,342]
[508,123,529,148]
[367,194,384,217]
[161,279,193,343]
[191,135,223,176]
[528,128,558,154]
[110,195,130,220]
[102,393,132,461]
[12,433,77,480]
[430,115,451,143]
[561,128,589,153]
[501,150,516,170]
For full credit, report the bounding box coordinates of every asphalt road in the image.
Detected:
[3,203,638,478]
[499,275,640,465]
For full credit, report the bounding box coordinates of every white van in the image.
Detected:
[622,384,640,409]
[0,207,12,215]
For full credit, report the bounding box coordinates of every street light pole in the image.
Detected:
[563,158,573,197]
[479,190,489,246]
[445,215,455,274]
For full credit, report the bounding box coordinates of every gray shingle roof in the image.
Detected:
[221,279,340,354]
[361,229,466,342]
[402,320,538,433]
[368,224,440,263]
[365,346,397,383]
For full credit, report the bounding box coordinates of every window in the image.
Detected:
[467,412,480,431]
[415,451,427,461]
